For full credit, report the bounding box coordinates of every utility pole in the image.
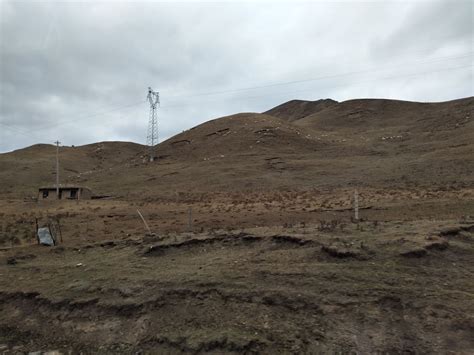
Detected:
[146,87,160,162]
[54,140,61,199]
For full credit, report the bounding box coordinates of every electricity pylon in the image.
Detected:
[146,87,160,162]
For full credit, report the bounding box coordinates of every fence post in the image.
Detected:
[354,190,359,221]
[188,206,193,232]
[137,209,152,234]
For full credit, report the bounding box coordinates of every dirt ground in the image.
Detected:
[1,97,473,353]
[1,187,473,354]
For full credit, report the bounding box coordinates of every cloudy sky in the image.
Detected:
[0,0,472,153]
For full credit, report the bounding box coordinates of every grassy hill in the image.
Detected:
[0,97,472,199]
[1,96,474,354]
[0,141,144,198]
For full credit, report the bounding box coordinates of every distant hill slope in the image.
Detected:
[263,99,338,122]
[0,142,144,198]
[0,97,472,199]
[155,112,329,159]
[292,97,474,157]
[294,97,473,132]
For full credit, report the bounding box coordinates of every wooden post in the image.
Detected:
[35,218,39,244]
[137,209,152,234]
[56,217,63,243]
[188,206,193,232]
[48,223,56,246]
[354,190,359,221]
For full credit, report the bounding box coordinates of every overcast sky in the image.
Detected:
[0,0,472,153]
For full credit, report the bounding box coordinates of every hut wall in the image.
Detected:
[39,189,58,200]
[79,188,92,199]
[38,187,92,200]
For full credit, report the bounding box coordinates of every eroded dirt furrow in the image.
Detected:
[1,287,470,353]
[0,287,327,353]
[144,233,315,256]
[0,286,325,319]
[136,335,266,354]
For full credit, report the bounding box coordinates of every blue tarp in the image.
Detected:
[38,227,55,246]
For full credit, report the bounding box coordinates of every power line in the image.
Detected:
[1,54,472,139]
[2,63,471,140]
[0,122,40,139]
[234,64,474,103]
[33,99,146,132]
[160,64,473,109]
[0,100,145,144]
[164,52,473,100]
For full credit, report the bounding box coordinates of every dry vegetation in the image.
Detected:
[0,97,473,353]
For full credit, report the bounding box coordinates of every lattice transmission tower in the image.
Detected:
[146,86,160,162]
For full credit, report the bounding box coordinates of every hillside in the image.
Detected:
[264,98,338,122]
[74,96,474,198]
[0,97,473,199]
[1,96,474,354]
[0,142,144,198]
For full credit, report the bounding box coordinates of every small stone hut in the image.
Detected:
[38,186,92,200]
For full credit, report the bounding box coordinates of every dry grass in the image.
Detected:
[0,97,473,353]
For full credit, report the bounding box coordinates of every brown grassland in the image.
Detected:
[0,97,473,353]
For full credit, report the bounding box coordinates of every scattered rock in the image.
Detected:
[400,248,427,258]
[425,240,449,251]
[439,225,474,240]
[439,227,462,237]
[271,235,310,245]
[100,240,116,248]
[6,253,36,265]
[321,245,358,258]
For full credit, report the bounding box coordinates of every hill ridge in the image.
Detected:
[0,96,472,198]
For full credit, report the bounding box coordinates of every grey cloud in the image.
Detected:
[370,0,473,60]
[1,0,472,153]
